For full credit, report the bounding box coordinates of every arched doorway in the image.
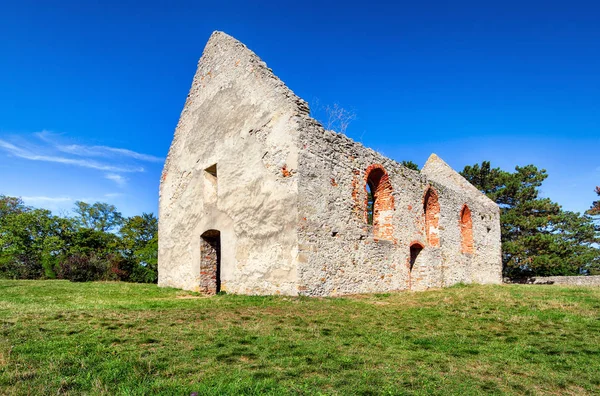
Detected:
[200,230,221,294]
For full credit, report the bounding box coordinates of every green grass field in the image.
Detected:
[1,280,599,395]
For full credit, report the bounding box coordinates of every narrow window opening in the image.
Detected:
[205,164,217,177]
[409,244,423,272]
[460,205,474,254]
[366,182,375,225]
[364,165,395,240]
[203,164,218,203]
[424,187,440,247]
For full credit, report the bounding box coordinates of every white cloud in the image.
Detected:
[37,130,163,162]
[58,144,163,162]
[19,193,128,215]
[21,196,73,204]
[19,196,75,215]
[105,173,127,186]
[0,138,145,173]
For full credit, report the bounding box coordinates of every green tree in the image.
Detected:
[587,186,600,216]
[120,213,158,283]
[73,201,124,232]
[401,161,420,171]
[0,195,28,219]
[0,195,158,282]
[0,206,69,279]
[57,225,126,282]
[461,162,600,277]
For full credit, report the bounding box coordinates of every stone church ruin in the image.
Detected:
[158,31,502,296]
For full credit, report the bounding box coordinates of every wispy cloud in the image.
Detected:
[105,173,127,186]
[36,131,163,162]
[20,196,75,215]
[21,196,73,204]
[58,144,163,162]
[0,139,145,173]
[20,193,127,215]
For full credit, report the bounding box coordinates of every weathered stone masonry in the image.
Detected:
[158,31,503,296]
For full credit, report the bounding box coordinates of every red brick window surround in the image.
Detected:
[460,205,474,254]
[423,187,440,247]
[364,164,395,241]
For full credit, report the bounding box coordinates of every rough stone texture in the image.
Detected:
[159,31,503,296]
[507,276,600,286]
[296,130,502,295]
[158,31,307,295]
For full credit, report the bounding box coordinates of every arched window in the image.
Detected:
[460,205,474,254]
[364,164,395,240]
[423,187,440,247]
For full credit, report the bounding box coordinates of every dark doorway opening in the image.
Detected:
[200,230,221,294]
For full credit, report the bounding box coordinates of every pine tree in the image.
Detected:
[461,162,600,277]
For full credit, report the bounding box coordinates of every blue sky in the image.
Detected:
[0,0,598,217]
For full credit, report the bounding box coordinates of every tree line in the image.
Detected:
[0,198,157,282]
[1,160,599,282]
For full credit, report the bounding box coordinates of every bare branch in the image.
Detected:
[310,99,357,134]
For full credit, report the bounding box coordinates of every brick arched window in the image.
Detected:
[460,205,474,254]
[423,187,440,247]
[365,164,395,241]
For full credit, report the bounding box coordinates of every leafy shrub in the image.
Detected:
[58,254,109,282]
[129,264,158,284]
[0,254,44,279]
[58,253,131,282]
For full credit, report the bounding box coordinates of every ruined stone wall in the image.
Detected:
[508,276,600,286]
[296,119,502,296]
[159,32,309,295]
[422,155,502,286]
[159,31,502,296]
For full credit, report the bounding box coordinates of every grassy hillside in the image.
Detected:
[1,281,599,395]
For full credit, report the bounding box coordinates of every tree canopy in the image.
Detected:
[587,186,600,216]
[461,162,600,277]
[0,196,158,283]
[401,161,420,171]
[74,201,124,232]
